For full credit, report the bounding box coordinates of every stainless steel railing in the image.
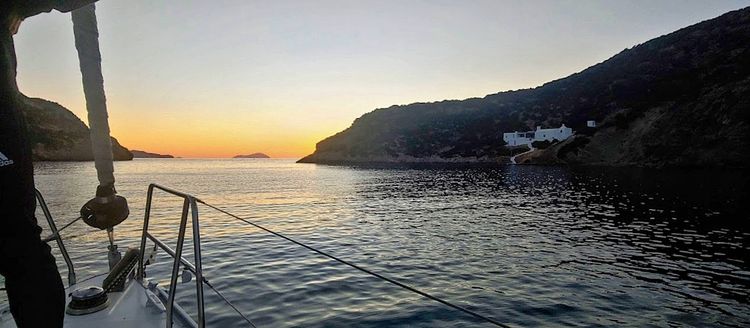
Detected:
[36,189,76,286]
[137,183,206,328]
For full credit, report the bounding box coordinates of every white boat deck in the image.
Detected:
[0,275,187,328]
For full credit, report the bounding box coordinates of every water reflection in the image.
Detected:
[6,159,748,327]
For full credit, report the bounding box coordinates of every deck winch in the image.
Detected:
[65,248,141,316]
[65,287,109,316]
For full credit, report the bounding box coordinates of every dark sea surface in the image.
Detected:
[5,159,750,327]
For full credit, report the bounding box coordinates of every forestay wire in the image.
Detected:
[198,200,510,328]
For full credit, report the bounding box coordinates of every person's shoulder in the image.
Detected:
[16,0,98,19]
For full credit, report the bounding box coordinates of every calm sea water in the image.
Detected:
[3,159,749,327]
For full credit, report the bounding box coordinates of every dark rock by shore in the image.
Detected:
[233,153,270,159]
[299,7,750,168]
[21,96,133,161]
[131,150,174,158]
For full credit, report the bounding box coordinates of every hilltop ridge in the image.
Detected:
[299,7,750,168]
[21,96,133,161]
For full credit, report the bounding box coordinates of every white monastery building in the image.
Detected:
[503,124,574,147]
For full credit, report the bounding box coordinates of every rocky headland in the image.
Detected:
[21,96,133,161]
[299,7,750,168]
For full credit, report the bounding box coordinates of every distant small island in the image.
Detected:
[233,153,270,159]
[131,150,174,158]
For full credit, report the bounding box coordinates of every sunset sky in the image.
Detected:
[14,0,749,158]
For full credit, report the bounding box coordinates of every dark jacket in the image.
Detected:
[1,3,99,327]
[0,0,98,236]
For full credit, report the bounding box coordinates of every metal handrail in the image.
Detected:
[36,189,76,286]
[137,183,206,328]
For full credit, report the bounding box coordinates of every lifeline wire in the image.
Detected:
[198,200,510,328]
[42,216,82,243]
[203,279,258,328]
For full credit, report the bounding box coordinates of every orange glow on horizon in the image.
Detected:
[109,105,340,159]
[114,131,324,159]
[31,93,347,159]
